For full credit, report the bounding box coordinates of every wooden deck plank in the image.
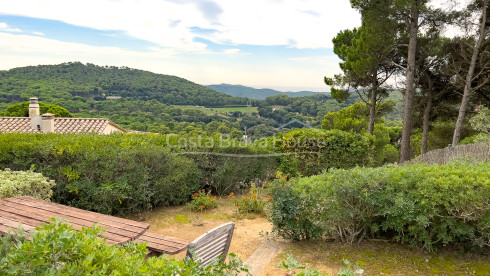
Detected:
[0,209,45,228]
[0,217,36,232]
[0,201,125,244]
[19,196,149,229]
[4,197,142,237]
[11,197,146,233]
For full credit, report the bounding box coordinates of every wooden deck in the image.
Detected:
[0,196,150,245]
[0,196,190,254]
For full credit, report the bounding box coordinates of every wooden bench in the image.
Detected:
[135,232,189,255]
[186,222,235,267]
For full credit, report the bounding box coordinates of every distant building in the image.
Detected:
[0,98,127,134]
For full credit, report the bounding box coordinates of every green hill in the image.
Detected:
[0,62,249,112]
[207,84,329,100]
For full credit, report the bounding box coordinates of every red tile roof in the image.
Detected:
[0,117,127,134]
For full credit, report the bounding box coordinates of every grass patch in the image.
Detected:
[279,241,490,275]
[174,105,224,116]
[174,214,191,223]
[212,106,258,114]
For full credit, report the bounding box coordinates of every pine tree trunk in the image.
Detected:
[421,82,432,154]
[399,3,419,162]
[368,77,378,135]
[452,0,487,145]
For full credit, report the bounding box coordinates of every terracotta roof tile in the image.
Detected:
[0,117,126,134]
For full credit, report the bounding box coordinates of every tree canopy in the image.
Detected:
[1,102,73,117]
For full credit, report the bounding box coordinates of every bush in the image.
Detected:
[148,133,279,195]
[0,168,55,200]
[0,133,201,214]
[0,133,281,213]
[188,189,218,212]
[0,220,250,275]
[279,128,372,176]
[268,162,490,251]
[268,176,323,241]
[232,183,269,214]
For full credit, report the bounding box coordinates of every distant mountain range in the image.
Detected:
[207,84,329,100]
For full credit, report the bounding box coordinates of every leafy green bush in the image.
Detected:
[188,189,218,212]
[268,176,323,241]
[269,162,490,251]
[279,128,372,176]
[157,133,279,195]
[470,105,490,134]
[0,132,280,213]
[0,168,55,200]
[1,101,73,117]
[0,219,249,275]
[0,133,201,214]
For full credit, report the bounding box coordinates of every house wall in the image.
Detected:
[102,124,124,134]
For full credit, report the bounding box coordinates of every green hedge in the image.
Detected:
[0,168,55,200]
[0,130,377,214]
[279,128,373,176]
[269,162,490,251]
[0,133,201,214]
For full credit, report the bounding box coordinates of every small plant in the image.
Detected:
[231,183,270,214]
[188,189,218,212]
[0,168,55,200]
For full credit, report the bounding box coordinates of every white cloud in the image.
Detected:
[0,32,177,71]
[0,1,359,90]
[1,0,360,50]
[0,31,340,91]
[0,22,22,32]
[208,0,360,49]
[223,48,240,54]
[32,31,45,36]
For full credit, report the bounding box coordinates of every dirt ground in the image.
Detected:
[129,198,490,276]
[131,199,275,270]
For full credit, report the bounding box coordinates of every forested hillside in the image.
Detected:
[0,62,404,139]
[0,62,250,111]
[207,84,328,99]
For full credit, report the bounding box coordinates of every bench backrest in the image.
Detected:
[186,222,235,267]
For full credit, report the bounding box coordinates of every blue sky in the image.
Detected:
[0,0,361,92]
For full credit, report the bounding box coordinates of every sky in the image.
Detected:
[0,0,362,92]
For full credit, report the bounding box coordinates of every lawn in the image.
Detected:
[212,106,259,114]
[128,197,490,276]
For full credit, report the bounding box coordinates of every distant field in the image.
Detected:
[177,105,221,116]
[212,106,258,114]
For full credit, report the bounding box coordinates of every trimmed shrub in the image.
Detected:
[0,133,201,214]
[269,162,490,251]
[0,133,278,212]
[0,220,249,275]
[0,168,55,200]
[279,128,373,176]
